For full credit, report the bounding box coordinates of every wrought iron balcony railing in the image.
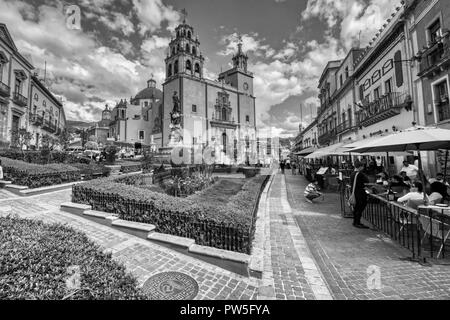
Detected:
[318,128,336,146]
[336,120,352,134]
[43,120,57,133]
[13,91,28,107]
[418,31,450,78]
[0,81,10,98]
[355,92,412,128]
[29,114,44,126]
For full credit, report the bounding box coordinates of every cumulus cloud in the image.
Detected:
[132,0,180,35]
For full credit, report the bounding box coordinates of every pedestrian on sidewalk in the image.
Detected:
[0,159,3,180]
[304,180,323,204]
[291,161,297,175]
[350,161,370,229]
[280,160,285,174]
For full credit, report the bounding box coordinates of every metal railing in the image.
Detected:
[318,128,336,146]
[437,101,450,122]
[336,120,351,134]
[356,92,408,127]
[13,91,28,107]
[362,194,450,261]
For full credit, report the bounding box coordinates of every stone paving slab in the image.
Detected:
[284,173,450,300]
[0,189,260,300]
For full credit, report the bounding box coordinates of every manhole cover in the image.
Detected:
[142,272,199,300]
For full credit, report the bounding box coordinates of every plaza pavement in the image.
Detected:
[1,173,450,300]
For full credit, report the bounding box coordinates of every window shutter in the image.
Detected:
[394,51,403,87]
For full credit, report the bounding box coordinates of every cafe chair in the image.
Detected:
[419,214,450,259]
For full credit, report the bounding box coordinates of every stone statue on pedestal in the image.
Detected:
[169,91,183,145]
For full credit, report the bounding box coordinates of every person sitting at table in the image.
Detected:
[428,182,444,205]
[429,173,450,187]
[397,181,426,210]
[376,171,389,186]
[400,160,419,181]
[399,171,412,186]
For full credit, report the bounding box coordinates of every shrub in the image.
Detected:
[0,216,147,300]
[1,157,81,188]
[104,145,118,164]
[72,174,269,253]
[70,163,111,180]
[120,163,142,174]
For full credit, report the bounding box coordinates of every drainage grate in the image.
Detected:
[142,272,199,300]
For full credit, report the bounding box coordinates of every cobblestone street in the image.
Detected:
[2,173,450,300]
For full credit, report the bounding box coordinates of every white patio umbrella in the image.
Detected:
[349,127,450,153]
[350,127,450,190]
[305,142,347,159]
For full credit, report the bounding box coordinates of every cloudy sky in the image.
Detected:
[0,0,402,137]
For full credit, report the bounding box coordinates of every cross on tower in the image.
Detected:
[181,8,188,23]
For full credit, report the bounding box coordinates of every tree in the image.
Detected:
[10,128,32,153]
[59,129,72,150]
[41,134,58,151]
[85,141,99,150]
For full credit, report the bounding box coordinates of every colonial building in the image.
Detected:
[0,23,33,146]
[162,18,257,160]
[404,0,450,175]
[334,48,365,143]
[29,74,67,149]
[317,60,341,147]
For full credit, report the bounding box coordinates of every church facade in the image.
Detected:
[161,19,257,160]
[98,18,257,161]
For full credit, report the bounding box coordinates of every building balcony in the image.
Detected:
[209,117,238,129]
[13,91,28,107]
[318,128,336,146]
[355,92,412,128]
[29,114,44,126]
[417,32,450,79]
[0,81,10,98]
[42,120,57,133]
[336,120,353,135]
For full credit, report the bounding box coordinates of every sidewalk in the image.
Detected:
[284,173,450,300]
[0,190,260,300]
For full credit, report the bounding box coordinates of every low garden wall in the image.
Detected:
[72,175,270,254]
[1,157,81,189]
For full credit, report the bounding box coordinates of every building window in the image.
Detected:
[192,47,197,56]
[340,74,343,86]
[14,78,22,94]
[34,93,39,101]
[194,63,200,74]
[174,60,179,74]
[222,108,227,121]
[345,66,349,79]
[385,78,392,94]
[172,47,176,56]
[365,94,371,103]
[43,100,47,108]
[434,80,450,122]
[139,130,145,140]
[428,19,442,44]
[121,110,125,119]
[188,31,192,39]
[374,87,381,100]
[186,60,192,71]
[168,64,172,77]
[192,104,197,113]
[186,44,190,53]
[246,115,250,123]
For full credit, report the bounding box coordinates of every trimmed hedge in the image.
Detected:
[0,157,81,188]
[0,216,147,300]
[72,175,269,253]
[70,163,111,180]
[0,150,78,164]
[120,163,143,174]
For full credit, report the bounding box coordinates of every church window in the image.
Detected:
[188,31,192,39]
[144,101,149,107]
[246,115,250,123]
[174,60,179,74]
[195,63,200,74]
[186,60,192,71]
[192,47,197,56]
[222,108,227,121]
[172,47,176,55]
[222,133,227,154]
[139,130,145,140]
[192,104,197,113]
[168,64,172,77]
[121,110,125,119]
[186,44,190,53]
[177,43,181,52]
[34,93,38,101]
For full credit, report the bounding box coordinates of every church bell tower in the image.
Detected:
[165,10,205,80]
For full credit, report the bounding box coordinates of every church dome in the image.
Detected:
[134,78,163,101]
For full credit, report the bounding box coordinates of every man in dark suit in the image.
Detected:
[350,161,370,229]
